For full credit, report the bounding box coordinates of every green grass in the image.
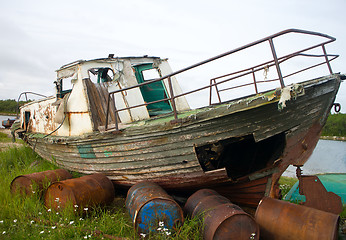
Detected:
[278,176,298,198]
[0,132,11,142]
[0,134,202,239]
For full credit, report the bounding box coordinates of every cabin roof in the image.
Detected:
[57,56,163,71]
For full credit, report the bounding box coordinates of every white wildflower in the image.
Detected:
[32,191,35,194]
[163,228,168,232]
[84,236,88,239]
[55,198,60,202]
[0,220,3,223]
[38,212,42,215]
[74,205,78,208]
[157,227,162,231]
[69,221,74,225]
[79,218,84,221]
[52,226,56,229]
[84,207,88,211]
[13,219,17,223]
[30,220,34,224]
[139,233,146,238]
[40,231,44,234]
[166,231,171,236]
[47,209,51,212]
[56,212,59,215]
[2,231,6,234]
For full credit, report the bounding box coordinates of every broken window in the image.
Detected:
[195,133,286,179]
[142,68,161,81]
[88,68,115,83]
[55,74,75,99]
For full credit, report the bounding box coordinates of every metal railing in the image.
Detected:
[105,29,338,131]
[16,92,47,118]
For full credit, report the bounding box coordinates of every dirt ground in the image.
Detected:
[0,128,22,150]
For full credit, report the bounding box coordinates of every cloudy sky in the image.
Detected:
[1,0,345,111]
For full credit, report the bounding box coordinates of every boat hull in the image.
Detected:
[24,74,341,207]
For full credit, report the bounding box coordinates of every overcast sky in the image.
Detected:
[1,0,345,112]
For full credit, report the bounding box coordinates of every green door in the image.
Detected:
[134,64,172,116]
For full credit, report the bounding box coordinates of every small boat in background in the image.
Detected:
[2,118,15,129]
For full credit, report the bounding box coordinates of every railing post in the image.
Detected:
[214,79,222,103]
[105,94,110,131]
[209,80,213,106]
[322,44,333,74]
[112,93,119,131]
[269,38,285,88]
[167,77,178,121]
[251,68,258,94]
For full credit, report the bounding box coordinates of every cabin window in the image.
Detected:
[88,68,115,83]
[133,64,172,116]
[195,133,286,179]
[142,68,160,81]
[56,75,75,99]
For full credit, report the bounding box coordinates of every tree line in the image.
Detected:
[321,113,346,137]
[0,99,31,114]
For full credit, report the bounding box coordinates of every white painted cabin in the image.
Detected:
[19,56,190,136]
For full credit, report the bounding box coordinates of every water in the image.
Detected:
[283,139,346,177]
[0,115,16,128]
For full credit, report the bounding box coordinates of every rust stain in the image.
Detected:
[44,173,114,212]
[255,197,339,240]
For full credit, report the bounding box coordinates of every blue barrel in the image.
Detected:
[125,181,184,234]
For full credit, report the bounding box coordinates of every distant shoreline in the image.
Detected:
[320,136,346,141]
[0,112,16,116]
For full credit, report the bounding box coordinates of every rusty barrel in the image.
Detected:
[44,173,114,211]
[125,181,184,234]
[184,189,259,240]
[255,197,340,240]
[10,169,73,196]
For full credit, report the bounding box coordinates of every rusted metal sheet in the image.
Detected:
[44,173,114,212]
[184,189,259,240]
[10,169,72,196]
[125,181,184,235]
[255,197,340,240]
[295,167,343,214]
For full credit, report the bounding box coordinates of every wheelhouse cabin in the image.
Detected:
[19,56,190,136]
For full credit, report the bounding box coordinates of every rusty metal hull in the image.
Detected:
[24,74,341,207]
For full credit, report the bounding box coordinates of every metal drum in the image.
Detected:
[10,169,73,196]
[255,197,340,240]
[183,188,220,216]
[125,181,184,234]
[44,173,114,211]
[184,189,259,240]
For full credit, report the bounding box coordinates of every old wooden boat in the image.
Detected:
[13,29,343,207]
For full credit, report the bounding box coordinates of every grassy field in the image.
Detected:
[0,132,202,239]
[1,131,344,239]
